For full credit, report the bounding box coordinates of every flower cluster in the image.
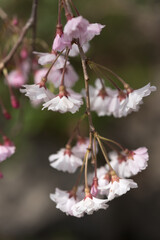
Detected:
[18,0,156,218]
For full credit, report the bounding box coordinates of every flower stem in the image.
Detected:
[84,132,92,189]
[91,61,129,89]
[89,61,121,91]
[43,49,64,82]
[66,113,87,146]
[69,0,80,16]
[93,135,97,178]
[60,48,70,86]
[98,135,125,151]
[96,134,116,173]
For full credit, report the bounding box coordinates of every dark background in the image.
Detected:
[0,0,160,239]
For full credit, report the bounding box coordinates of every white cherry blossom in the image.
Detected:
[49,147,82,173]
[72,138,90,158]
[99,176,138,201]
[0,145,10,162]
[72,194,109,218]
[34,52,65,68]
[20,84,54,103]
[42,88,83,114]
[127,83,156,110]
[109,147,149,178]
[50,187,83,216]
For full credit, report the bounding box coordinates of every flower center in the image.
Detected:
[97,88,108,100]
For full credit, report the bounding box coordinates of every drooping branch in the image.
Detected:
[0,0,38,71]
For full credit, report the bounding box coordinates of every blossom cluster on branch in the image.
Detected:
[0,0,156,218]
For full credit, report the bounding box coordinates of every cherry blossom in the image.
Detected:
[63,16,105,46]
[34,69,48,84]
[72,137,90,158]
[50,187,83,216]
[87,79,156,118]
[49,146,83,173]
[0,145,10,162]
[126,83,156,110]
[34,51,65,68]
[109,147,149,178]
[42,87,83,113]
[68,42,90,57]
[53,16,105,52]
[71,191,109,218]
[0,139,15,162]
[7,70,27,88]
[99,175,138,201]
[48,63,78,88]
[20,84,54,103]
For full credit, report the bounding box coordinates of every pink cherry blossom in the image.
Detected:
[7,70,27,88]
[34,69,48,84]
[48,63,78,88]
[53,16,105,52]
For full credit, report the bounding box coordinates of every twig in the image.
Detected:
[77,42,95,133]
[32,0,38,52]
[0,0,39,72]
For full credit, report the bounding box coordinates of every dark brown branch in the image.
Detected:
[0,0,38,71]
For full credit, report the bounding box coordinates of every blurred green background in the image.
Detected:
[0,0,160,240]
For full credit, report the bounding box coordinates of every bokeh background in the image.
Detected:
[0,0,160,239]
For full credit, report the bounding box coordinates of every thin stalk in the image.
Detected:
[58,0,62,25]
[93,135,97,178]
[69,0,80,16]
[91,63,121,91]
[96,135,115,173]
[89,63,106,90]
[66,114,86,146]
[43,50,64,81]
[60,48,70,86]
[98,135,125,151]
[92,61,129,88]
[74,151,87,191]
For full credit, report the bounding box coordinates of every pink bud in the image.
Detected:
[11,95,20,109]
[0,172,3,179]
[90,177,98,197]
[12,17,18,26]
[3,136,13,146]
[3,110,11,120]
[20,48,28,59]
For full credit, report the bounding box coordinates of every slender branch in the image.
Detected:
[0,7,8,21]
[77,42,95,132]
[32,0,38,52]
[0,0,39,71]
